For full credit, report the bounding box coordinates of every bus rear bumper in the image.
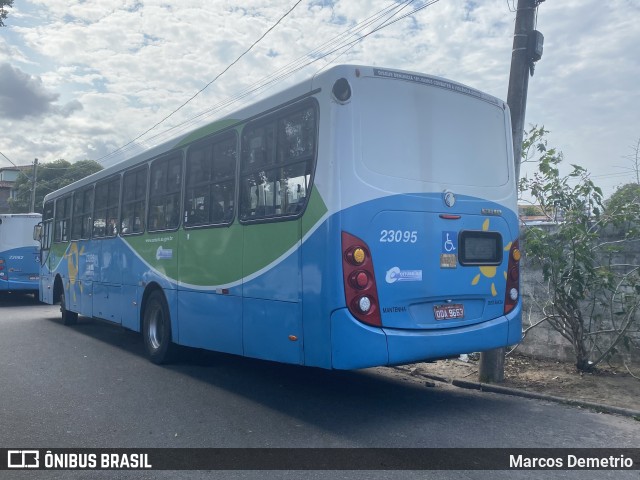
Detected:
[330,303,522,370]
[0,278,39,293]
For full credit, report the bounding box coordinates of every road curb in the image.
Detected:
[416,372,640,419]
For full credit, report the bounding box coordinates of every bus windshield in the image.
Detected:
[0,214,41,294]
[0,215,40,250]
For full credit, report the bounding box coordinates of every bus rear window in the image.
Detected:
[358,78,510,188]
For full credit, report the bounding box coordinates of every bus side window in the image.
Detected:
[93,179,112,238]
[239,101,316,222]
[54,196,72,243]
[122,166,147,235]
[43,201,54,249]
[185,132,237,228]
[149,152,182,232]
[71,186,94,240]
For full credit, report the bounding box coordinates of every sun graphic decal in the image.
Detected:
[65,243,85,302]
[470,218,511,297]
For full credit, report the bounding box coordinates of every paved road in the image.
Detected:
[1,295,638,479]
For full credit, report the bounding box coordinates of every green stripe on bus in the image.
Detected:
[123,189,328,287]
[175,119,240,148]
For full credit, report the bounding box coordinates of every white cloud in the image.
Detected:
[0,0,638,196]
[0,62,84,119]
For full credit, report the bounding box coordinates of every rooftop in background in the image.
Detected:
[0,165,32,183]
[520,215,558,226]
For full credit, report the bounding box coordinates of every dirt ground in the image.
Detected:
[392,354,640,414]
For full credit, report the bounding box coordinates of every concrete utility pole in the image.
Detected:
[30,157,38,213]
[507,0,544,181]
[478,0,544,383]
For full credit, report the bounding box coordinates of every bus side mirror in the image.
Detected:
[33,224,42,241]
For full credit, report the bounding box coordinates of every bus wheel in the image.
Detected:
[142,290,175,364]
[60,290,78,325]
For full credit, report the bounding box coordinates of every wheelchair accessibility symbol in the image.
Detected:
[442,231,458,253]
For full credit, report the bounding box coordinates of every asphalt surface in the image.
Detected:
[1,294,639,479]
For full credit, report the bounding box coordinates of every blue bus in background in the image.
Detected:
[0,213,41,295]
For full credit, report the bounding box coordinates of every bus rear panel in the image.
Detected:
[315,67,521,368]
[0,214,41,294]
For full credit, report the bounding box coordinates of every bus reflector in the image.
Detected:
[342,232,381,327]
[504,239,521,314]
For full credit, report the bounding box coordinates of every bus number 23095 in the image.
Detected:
[379,230,418,244]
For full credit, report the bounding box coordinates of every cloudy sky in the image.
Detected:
[0,0,638,197]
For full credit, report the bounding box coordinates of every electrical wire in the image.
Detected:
[0,151,33,183]
[98,0,304,163]
[98,0,414,161]
[315,0,419,75]
[96,0,439,164]
[0,150,20,169]
[136,0,419,147]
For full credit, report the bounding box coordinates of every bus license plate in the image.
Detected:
[433,304,464,320]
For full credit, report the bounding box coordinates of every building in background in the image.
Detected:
[0,166,31,213]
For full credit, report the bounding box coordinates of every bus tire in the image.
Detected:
[60,290,78,325]
[142,290,175,364]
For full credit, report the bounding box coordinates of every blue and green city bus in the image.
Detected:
[0,213,41,295]
[38,65,521,368]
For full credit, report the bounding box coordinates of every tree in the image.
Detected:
[606,182,640,225]
[0,1,13,27]
[521,126,640,372]
[521,205,542,216]
[9,159,103,213]
[606,183,640,211]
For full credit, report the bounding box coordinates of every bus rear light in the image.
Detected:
[504,239,521,315]
[509,266,519,282]
[345,246,366,266]
[349,271,369,289]
[356,296,372,313]
[0,258,4,270]
[342,232,381,327]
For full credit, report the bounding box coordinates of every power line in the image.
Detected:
[130,0,418,149]
[0,151,34,183]
[98,0,304,163]
[0,150,19,169]
[590,171,637,180]
[97,0,411,162]
[96,0,439,164]
[315,0,420,75]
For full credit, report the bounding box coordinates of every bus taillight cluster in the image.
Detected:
[341,232,381,327]
[504,239,521,315]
